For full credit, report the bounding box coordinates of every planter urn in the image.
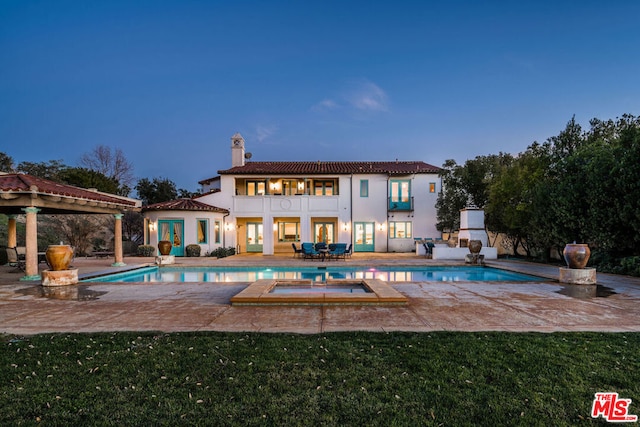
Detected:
[468,240,483,255]
[563,243,591,269]
[158,240,172,256]
[45,245,74,271]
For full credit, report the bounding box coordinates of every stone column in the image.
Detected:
[7,215,17,248]
[21,207,40,280]
[112,213,126,266]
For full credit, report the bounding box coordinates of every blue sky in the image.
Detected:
[2,1,639,192]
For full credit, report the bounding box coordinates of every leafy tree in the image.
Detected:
[17,159,66,181]
[59,167,121,194]
[0,152,15,172]
[135,177,179,206]
[486,144,549,257]
[460,153,513,209]
[435,160,468,235]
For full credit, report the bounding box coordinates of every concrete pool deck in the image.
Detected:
[1,253,639,335]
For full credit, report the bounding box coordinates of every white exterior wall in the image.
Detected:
[197,172,441,254]
[145,210,227,256]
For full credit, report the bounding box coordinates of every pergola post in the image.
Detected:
[7,215,17,248]
[112,213,125,266]
[21,207,40,280]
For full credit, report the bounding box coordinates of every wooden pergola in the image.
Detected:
[1,173,141,280]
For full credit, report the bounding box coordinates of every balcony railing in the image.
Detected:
[388,196,414,212]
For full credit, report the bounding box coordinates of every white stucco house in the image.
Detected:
[143,133,443,256]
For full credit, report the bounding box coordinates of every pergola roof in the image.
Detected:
[0,173,141,215]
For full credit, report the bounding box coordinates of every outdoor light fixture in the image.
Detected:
[148,221,157,232]
[297,181,305,190]
[225,223,235,231]
[377,223,385,231]
[343,222,350,231]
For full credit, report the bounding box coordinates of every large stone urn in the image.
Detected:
[563,243,591,269]
[45,245,74,271]
[468,240,483,255]
[158,240,172,256]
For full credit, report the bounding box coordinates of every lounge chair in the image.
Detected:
[6,247,26,271]
[291,243,303,258]
[301,242,321,260]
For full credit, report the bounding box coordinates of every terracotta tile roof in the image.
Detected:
[142,198,229,213]
[217,161,441,176]
[0,173,139,207]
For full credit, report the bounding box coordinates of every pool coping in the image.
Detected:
[230,278,408,306]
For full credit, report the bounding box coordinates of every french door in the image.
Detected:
[246,222,263,252]
[354,222,375,252]
[314,222,334,244]
[158,220,184,256]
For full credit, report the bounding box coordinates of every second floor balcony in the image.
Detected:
[388,196,414,212]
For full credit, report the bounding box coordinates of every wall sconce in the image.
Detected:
[273,223,278,232]
[297,181,305,191]
[148,221,157,232]
[225,223,235,231]
[377,223,385,231]
[342,222,350,231]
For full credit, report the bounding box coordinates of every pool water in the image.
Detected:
[83,266,544,283]
[270,284,370,294]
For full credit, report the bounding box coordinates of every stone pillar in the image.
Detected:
[112,213,126,266]
[7,215,17,248]
[21,207,40,280]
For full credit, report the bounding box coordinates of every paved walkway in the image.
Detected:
[1,254,639,335]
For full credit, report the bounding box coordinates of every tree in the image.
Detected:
[17,159,66,181]
[486,144,549,257]
[59,167,121,194]
[79,145,134,196]
[40,214,112,256]
[135,177,179,206]
[0,152,15,172]
[435,160,468,235]
[460,153,514,209]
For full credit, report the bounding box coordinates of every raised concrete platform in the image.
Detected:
[41,269,79,287]
[155,255,175,265]
[559,267,597,285]
[231,279,407,306]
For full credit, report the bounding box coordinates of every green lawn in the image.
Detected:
[1,332,638,425]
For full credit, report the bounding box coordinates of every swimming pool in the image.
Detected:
[82,266,545,283]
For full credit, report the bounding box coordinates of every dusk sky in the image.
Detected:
[2,1,639,192]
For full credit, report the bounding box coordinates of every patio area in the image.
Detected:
[1,253,639,335]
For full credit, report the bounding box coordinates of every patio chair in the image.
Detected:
[344,243,353,258]
[301,242,321,260]
[291,243,303,258]
[6,247,26,271]
[328,243,347,260]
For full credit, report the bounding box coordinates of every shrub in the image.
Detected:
[137,245,155,257]
[185,244,201,257]
[206,246,236,258]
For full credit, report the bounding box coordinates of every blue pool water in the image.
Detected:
[82,266,544,283]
